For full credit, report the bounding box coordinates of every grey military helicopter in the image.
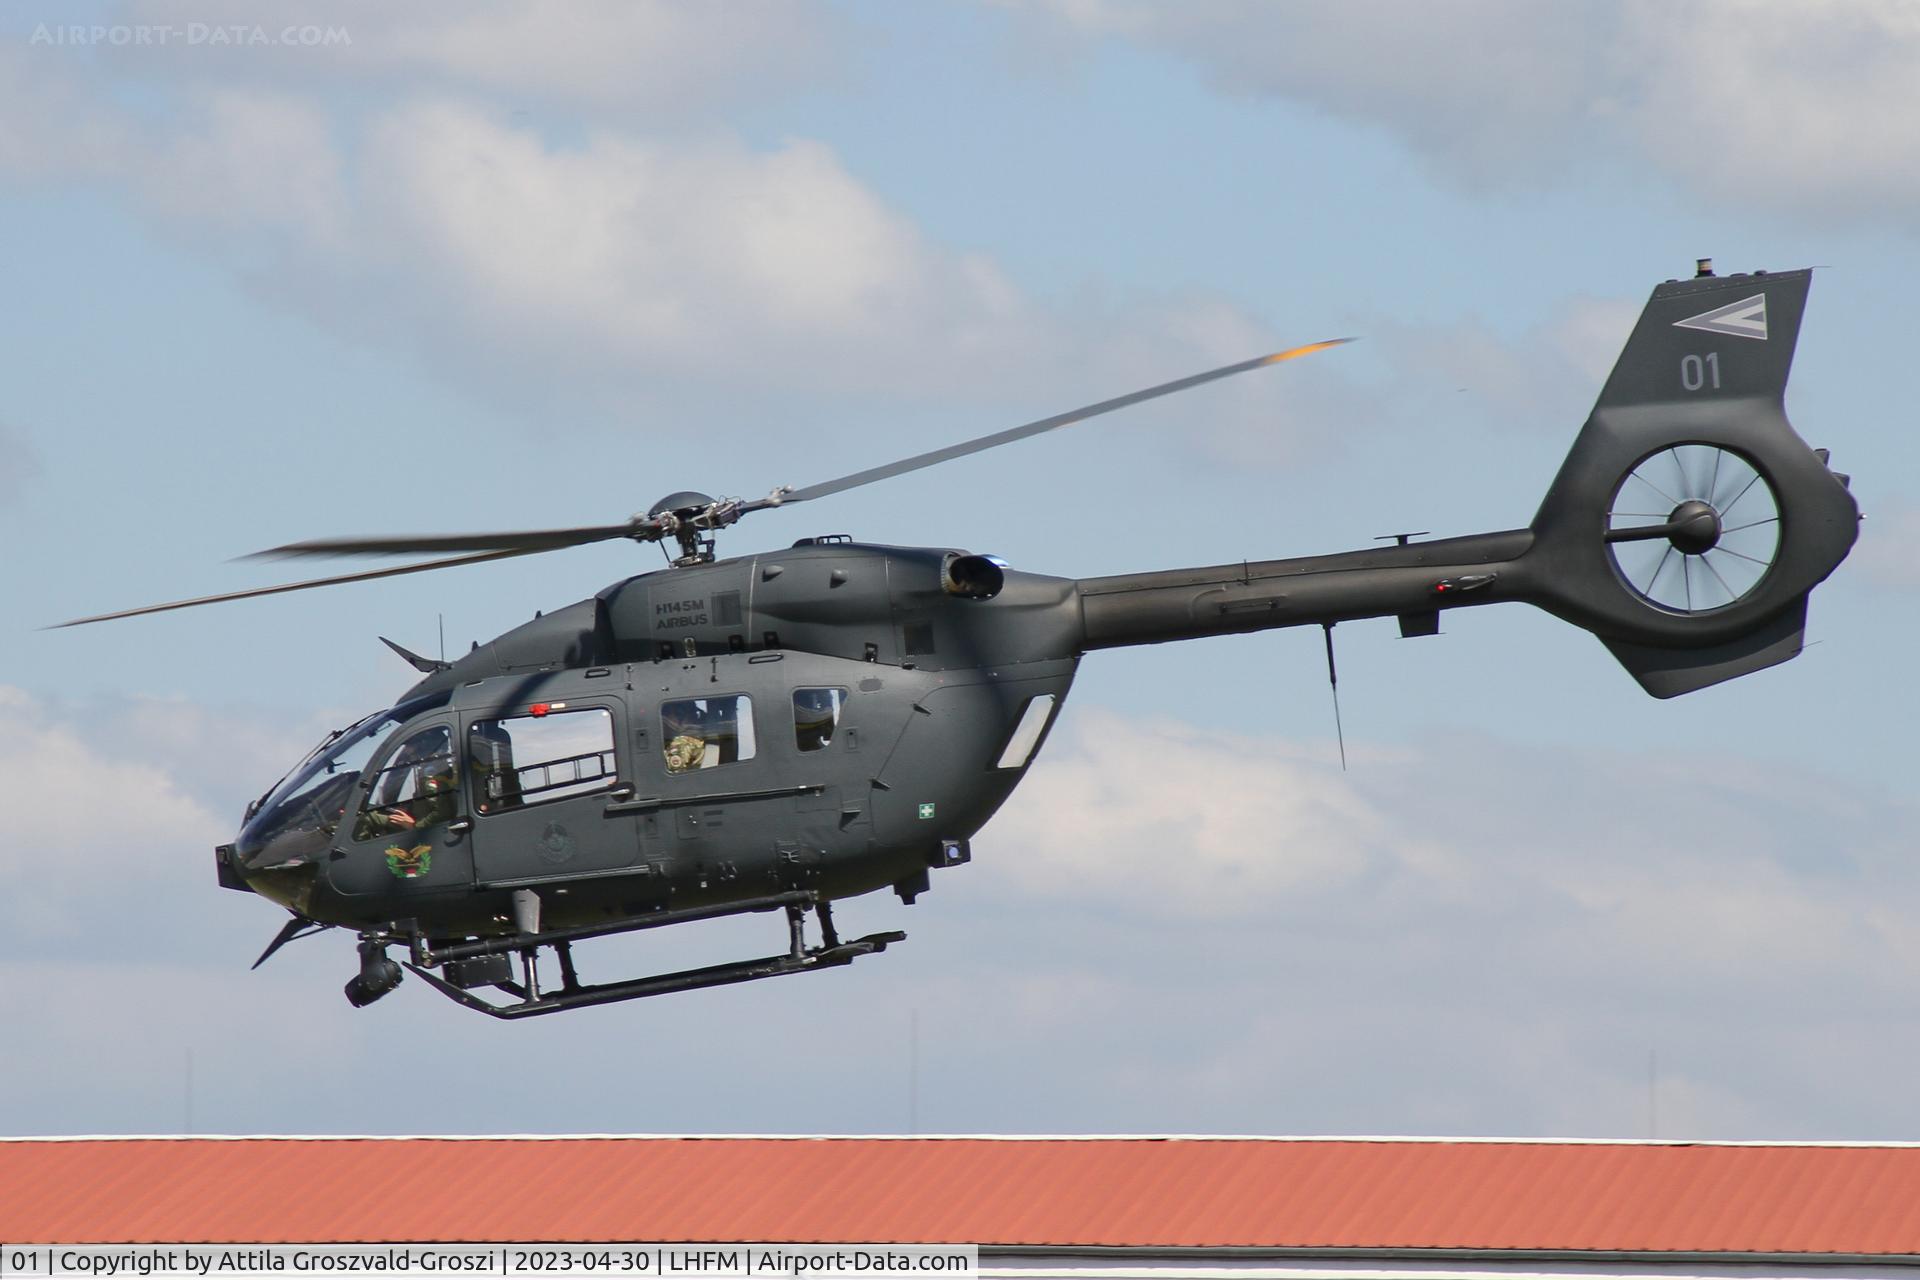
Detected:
[62,263,1858,1017]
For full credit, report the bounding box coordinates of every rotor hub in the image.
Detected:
[1604,444,1781,615]
[1665,499,1722,555]
[648,491,716,521]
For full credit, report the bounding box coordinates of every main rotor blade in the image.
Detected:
[50,546,551,628]
[768,339,1354,508]
[248,521,646,561]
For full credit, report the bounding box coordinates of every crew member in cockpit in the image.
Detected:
[366,768,457,833]
[357,729,460,838]
[663,702,707,774]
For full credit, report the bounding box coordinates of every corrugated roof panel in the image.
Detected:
[5,1137,1920,1251]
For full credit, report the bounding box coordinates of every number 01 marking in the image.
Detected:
[1681,351,1721,392]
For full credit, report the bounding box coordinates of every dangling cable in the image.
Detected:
[1322,622,1347,771]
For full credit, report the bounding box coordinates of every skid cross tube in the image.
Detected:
[408,890,818,967]
[400,890,903,1018]
[406,932,903,1019]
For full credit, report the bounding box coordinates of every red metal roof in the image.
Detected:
[6,1137,1920,1252]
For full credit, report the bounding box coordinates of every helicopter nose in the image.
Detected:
[234,855,322,917]
[216,843,252,892]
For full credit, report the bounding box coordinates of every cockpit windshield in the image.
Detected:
[238,695,447,867]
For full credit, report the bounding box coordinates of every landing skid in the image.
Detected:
[396,892,903,1020]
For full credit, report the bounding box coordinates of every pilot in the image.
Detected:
[663,703,707,775]
[362,765,459,836]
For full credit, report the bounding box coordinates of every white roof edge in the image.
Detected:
[5,1134,1920,1147]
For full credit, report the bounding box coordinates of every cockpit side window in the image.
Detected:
[353,725,460,840]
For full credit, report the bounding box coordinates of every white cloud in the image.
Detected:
[1626,1,1920,223]
[1006,721,1904,1013]
[992,710,1904,977]
[1029,0,1920,231]
[989,712,1385,914]
[0,44,128,181]
[0,65,1338,442]
[0,688,258,943]
[137,89,349,249]
[1037,0,1616,184]
[0,0,1426,452]
[2,12,1596,469]
[0,43,1268,402]
[347,101,1038,388]
[103,695,330,816]
[0,687,223,867]
[113,0,842,114]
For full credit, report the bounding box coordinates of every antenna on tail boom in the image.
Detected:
[1322,622,1347,772]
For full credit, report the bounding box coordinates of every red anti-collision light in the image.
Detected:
[528,703,551,717]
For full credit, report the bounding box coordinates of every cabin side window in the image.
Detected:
[793,687,848,752]
[354,724,460,839]
[661,695,756,774]
[469,707,617,813]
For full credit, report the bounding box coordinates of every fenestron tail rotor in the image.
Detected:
[52,340,1352,628]
[1603,444,1782,614]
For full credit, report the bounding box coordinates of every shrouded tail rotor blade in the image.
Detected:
[762,339,1354,509]
[50,546,553,629]
[247,521,648,561]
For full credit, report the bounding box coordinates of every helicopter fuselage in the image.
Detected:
[228,541,1090,936]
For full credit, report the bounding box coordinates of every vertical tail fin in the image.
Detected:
[1518,267,1857,696]
[1594,268,1807,409]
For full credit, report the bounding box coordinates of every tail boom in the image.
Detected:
[1071,266,1857,698]
[1077,530,1531,651]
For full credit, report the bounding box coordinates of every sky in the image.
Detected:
[2,0,1918,1141]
